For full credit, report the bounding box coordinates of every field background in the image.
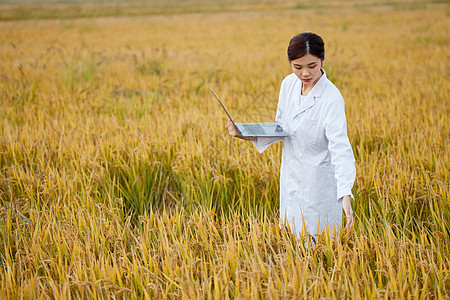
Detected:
[0,0,449,298]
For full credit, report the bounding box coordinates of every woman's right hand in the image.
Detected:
[226,117,241,137]
[226,117,256,141]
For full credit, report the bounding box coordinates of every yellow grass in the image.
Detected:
[0,0,449,298]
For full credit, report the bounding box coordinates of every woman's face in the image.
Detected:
[290,54,323,88]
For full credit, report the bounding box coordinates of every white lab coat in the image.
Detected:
[253,70,356,238]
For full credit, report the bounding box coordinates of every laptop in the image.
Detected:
[210,88,289,138]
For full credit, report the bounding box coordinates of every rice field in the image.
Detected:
[0,0,449,298]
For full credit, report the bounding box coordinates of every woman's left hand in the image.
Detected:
[342,195,354,229]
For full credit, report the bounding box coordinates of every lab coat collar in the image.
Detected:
[294,68,328,117]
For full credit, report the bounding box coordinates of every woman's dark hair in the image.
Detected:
[287,32,325,62]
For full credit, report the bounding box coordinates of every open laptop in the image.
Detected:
[210,88,289,138]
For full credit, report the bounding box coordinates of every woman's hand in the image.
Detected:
[342,195,354,229]
[226,117,256,141]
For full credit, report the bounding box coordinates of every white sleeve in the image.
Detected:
[252,137,283,153]
[251,77,287,153]
[324,97,356,201]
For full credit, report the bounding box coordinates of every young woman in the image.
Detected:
[227,32,356,239]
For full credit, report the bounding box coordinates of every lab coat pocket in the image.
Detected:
[298,118,317,145]
[304,165,337,200]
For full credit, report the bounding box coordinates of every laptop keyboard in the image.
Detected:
[243,124,265,136]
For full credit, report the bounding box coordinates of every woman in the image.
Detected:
[227,32,356,239]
